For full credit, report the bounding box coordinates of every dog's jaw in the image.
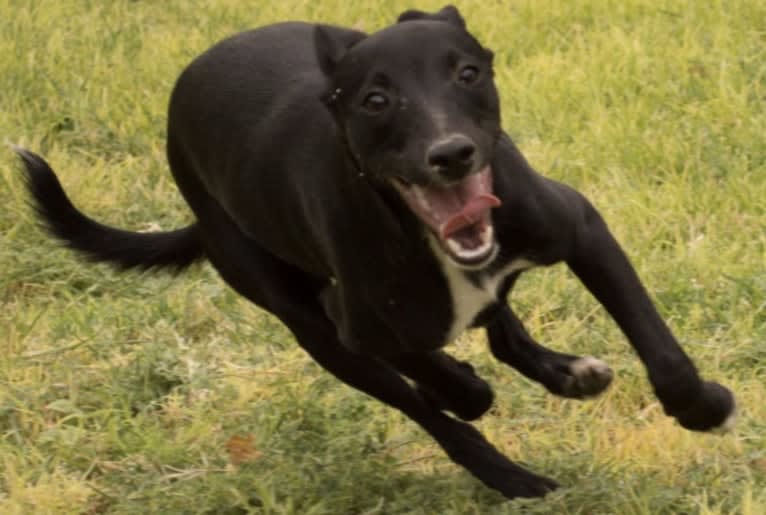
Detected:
[392,166,501,268]
[445,225,496,266]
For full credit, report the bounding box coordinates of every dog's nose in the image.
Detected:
[427,135,476,179]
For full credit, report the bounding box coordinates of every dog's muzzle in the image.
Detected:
[392,165,500,268]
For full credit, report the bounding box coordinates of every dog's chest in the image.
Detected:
[434,251,535,343]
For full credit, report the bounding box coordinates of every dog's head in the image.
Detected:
[315,6,503,268]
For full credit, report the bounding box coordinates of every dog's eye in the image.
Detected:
[362,92,390,114]
[457,65,480,85]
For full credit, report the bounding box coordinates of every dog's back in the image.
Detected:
[166,23,366,276]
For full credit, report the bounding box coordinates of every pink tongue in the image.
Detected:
[440,193,501,239]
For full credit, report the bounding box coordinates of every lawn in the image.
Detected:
[0,0,764,513]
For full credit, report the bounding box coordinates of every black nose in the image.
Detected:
[426,135,476,179]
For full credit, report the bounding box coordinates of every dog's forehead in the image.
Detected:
[350,21,485,68]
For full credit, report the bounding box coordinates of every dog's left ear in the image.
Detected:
[397,5,466,29]
[314,25,365,78]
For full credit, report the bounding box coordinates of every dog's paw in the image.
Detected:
[672,381,736,433]
[550,356,614,399]
[470,455,559,500]
[416,375,494,421]
[490,472,559,500]
[437,417,560,500]
[711,407,737,435]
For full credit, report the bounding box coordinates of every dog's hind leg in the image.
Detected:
[188,200,557,499]
[386,352,494,421]
[213,248,555,498]
[286,313,559,499]
[486,304,614,399]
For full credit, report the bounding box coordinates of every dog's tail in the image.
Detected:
[14,147,205,272]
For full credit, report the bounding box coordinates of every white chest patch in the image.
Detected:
[431,240,537,343]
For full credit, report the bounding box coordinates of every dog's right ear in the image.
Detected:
[397,5,466,29]
[314,26,364,78]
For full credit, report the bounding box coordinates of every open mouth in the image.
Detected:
[392,166,501,267]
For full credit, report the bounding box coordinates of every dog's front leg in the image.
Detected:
[566,201,735,432]
[487,304,614,399]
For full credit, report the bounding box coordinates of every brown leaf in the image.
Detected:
[752,458,766,474]
[225,434,262,465]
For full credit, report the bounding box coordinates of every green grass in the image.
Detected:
[1,0,764,513]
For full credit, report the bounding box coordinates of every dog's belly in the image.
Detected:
[431,245,537,343]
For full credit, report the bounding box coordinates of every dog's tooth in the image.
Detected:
[481,225,494,244]
[466,239,491,258]
[445,235,494,261]
[446,238,464,256]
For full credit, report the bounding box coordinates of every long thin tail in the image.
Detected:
[14,147,205,272]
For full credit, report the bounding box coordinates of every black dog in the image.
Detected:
[16,6,735,500]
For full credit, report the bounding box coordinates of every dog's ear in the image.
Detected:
[315,27,366,108]
[314,25,364,77]
[397,5,466,29]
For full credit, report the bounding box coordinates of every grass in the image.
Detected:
[0,0,764,513]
